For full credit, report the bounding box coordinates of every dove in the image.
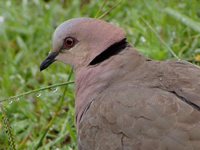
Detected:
[40,18,200,150]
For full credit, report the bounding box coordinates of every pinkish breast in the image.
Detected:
[74,48,144,128]
[75,63,113,127]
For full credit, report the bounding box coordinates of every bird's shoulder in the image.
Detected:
[123,59,200,109]
[158,60,200,109]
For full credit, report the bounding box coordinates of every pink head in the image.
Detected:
[40,18,126,70]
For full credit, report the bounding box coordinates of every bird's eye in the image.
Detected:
[63,37,77,50]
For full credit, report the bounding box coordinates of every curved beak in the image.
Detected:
[40,51,59,71]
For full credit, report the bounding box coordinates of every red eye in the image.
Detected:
[63,37,76,49]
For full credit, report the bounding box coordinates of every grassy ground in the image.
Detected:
[0,0,200,149]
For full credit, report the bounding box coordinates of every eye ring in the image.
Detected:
[63,37,76,49]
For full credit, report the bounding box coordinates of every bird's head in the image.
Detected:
[40,18,125,71]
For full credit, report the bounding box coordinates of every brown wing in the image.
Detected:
[78,86,200,150]
[78,60,200,150]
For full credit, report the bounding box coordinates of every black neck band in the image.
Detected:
[89,38,128,66]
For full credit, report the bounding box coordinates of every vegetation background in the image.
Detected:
[0,0,200,149]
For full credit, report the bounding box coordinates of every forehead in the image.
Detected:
[52,18,93,51]
[53,18,93,40]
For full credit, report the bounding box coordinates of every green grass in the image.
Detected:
[0,0,200,149]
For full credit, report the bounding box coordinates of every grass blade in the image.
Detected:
[0,81,74,103]
[164,7,200,33]
[141,18,179,60]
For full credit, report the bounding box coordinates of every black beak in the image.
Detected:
[40,51,59,71]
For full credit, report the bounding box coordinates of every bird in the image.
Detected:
[40,18,200,150]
